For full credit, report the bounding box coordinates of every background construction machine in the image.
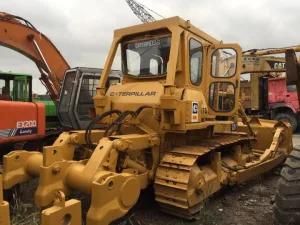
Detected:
[0,12,70,102]
[0,16,293,225]
[0,11,69,152]
[0,71,59,126]
[0,12,121,153]
[0,72,31,102]
[273,48,300,225]
[240,55,300,131]
[58,67,121,130]
[0,71,45,149]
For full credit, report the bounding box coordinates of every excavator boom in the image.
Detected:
[0,12,70,101]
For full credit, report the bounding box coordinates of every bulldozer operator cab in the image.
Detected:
[96,17,242,130]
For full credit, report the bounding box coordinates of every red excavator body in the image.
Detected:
[0,101,45,144]
[0,11,69,147]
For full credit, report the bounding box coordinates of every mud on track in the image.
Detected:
[132,170,279,225]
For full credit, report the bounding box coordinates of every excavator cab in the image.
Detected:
[0,72,32,102]
[57,67,121,129]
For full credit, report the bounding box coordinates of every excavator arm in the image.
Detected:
[239,46,300,119]
[0,12,70,102]
[241,45,300,74]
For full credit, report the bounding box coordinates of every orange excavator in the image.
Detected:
[0,11,70,101]
[0,12,70,149]
[0,12,120,150]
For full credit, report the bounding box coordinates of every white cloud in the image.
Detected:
[0,0,300,93]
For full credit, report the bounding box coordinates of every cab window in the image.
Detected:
[189,39,203,85]
[211,48,237,77]
[209,82,235,112]
[123,36,171,77]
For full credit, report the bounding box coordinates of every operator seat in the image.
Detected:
[0,87,12,101]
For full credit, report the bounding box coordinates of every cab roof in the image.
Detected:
[114,16,220,44]
[0,71,32,79]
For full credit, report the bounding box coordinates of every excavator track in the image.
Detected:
[154,133,252,219]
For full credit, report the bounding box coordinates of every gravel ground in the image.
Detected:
[10,165,281,225]
[10,135,300,225]
[130,171,279,225]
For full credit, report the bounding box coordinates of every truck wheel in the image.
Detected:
[274,113,297,132]
[274,146,300,225]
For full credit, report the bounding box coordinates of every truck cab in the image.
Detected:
[241,73,299,131]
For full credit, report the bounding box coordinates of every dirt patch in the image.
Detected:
[131,169,280,225]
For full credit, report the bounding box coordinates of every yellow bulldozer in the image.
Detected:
[0,17,295,225]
